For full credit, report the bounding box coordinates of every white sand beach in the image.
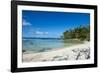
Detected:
[23,41,90,62]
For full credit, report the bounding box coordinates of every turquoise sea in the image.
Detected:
[22,38,83,52]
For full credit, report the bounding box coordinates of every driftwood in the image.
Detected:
[72,47,90,60]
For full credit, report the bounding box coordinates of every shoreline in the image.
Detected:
[23,41,90,62]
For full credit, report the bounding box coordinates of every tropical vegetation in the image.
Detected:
[62,25,90,41]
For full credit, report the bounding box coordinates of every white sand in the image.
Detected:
[23,41,90,62]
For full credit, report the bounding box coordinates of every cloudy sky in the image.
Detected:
[22,10,90,38]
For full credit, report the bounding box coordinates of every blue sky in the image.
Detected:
[22,10,90,38]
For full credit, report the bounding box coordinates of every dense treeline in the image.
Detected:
[62,25,90,41]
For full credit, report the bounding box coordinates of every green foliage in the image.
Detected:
[62,25,90,41]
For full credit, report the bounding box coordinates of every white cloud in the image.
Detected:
[22,20,32,26]
[44,32,48,34]
[36,31,43,35]
[35,31,48,35]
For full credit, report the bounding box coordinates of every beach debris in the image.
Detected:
[72,48,90,60]
[51,55,68,61]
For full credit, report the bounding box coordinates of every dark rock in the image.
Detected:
[22,50,26,52]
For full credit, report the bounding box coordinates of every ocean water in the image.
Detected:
[22,38,83,52]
